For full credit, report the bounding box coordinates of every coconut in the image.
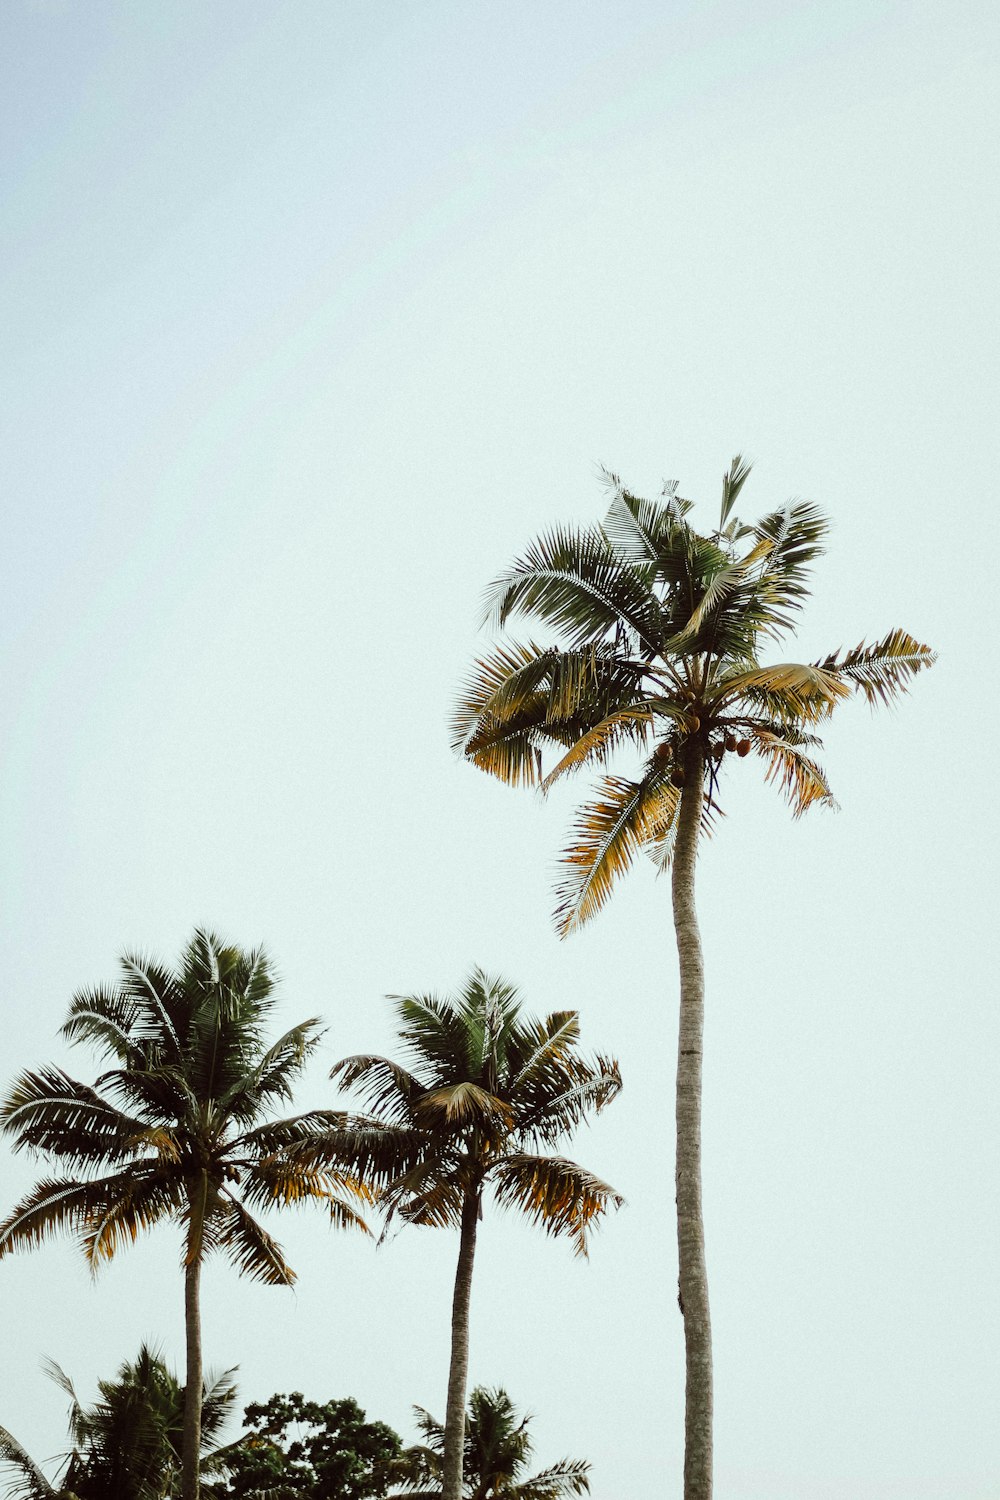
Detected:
[736,738,751,757]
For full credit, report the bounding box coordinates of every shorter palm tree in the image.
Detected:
[300,971,622,1500]
[393,1386,591,1500]
[0,929,371,1500]
[0,1344,238,1499]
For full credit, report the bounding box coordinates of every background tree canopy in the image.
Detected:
[219,1394,402,1500]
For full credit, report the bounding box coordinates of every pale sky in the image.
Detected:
[1,3,996,1497]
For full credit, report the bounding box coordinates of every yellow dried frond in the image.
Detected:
[723,661,850,710]
[753,731,837,816]
[554,775,679,935]
[540,706,656,792]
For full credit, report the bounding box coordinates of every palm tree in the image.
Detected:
[0,1343,238,1499]
[301,971,622,1500]
[451,461,935,1499]
[0,929,371,1500]
[394,1385,591,1500]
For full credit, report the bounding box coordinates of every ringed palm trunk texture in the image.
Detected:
[672,747,712,1499]
[442,1183,481,1500]
[182,1174,207,1500]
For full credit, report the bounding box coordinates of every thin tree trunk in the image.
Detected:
[672,746,712,1500]
[182,1175,207,1500]
[442,1183,481,1500]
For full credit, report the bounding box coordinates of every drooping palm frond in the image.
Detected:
[415,1082,515,1131]
[1,1068,163,1168]
[237,1149,371,1224]
[751,730,838,816]
[330,1055,424,1124]
[0,1171,180,1262]
[454,641,650,788]
[539,704,658,791]
[491,1154,624,1258]
[552,773,678,934]
[214,1196,297,1286]
[83,1168,187,1266]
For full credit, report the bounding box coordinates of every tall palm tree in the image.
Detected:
[451,461,935,1499]
[394,1385,591,1500]
[301,971,622,1500]
[0,1344,238,1500]
[0,929,371,1500]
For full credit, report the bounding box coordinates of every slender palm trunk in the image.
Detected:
[182,1175,207,1500]
[442,1183,481,1500]
[672,747,712,1500]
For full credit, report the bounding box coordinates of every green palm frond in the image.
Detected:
[215,1197,296,1286]
[233,1108,353,1154]
[221,1018,325,1120]
[288,1120,429,1192]
[719,453,753,529]
[491,1154,624,1258]
[513,1057,622,1148]
[485,524,662,651]
[1,1068,163,1167]
[512,1458,592,1500]
[394,991,487,1082]
[745,500,829,638]
[83,1169,185,1265]
[553,773,678,934]
[454,642,649,788]
[115,952,187,1058]
[0,1424,57,1499]
[601,476,691,563]
[388,1171,466,1233]
[59,985,144,1067]
[330,1055,424,1124]
[509,1013,581,1089]
[816,628,937,705]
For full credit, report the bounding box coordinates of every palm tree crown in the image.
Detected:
[451,459,934,1500]
[323,969,623,1257]
[0,928,366,1276]
[0,928,370,1500]
[395,1386,591,1500]
[452,459,935,928]
[303,970,622,1500]
[0,1343,237,1499]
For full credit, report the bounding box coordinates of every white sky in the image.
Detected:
[1,2,996,1496]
